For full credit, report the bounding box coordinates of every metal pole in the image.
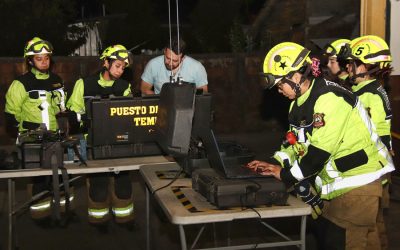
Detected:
[146,187,150,250]
[7,179,14,250]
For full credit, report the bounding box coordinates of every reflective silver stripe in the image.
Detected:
[112,204,134,217]
[319,166,392,196]
[325,159,340,178]
[378,146,395,172]
[274,151,292,165]
[76,113,81,122]
[56,195,74,205]
[38,90,50,129]
[356,100,395,172]
[55,87,66,112]
[289,160,304,181]
[30,201,51,211]
[88,208,109,218]
[297,127,306,142]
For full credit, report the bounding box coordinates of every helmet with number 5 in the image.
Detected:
[349,35,391,68]
[262,42,311,89]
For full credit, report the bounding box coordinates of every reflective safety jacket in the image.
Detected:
[67,72,131,114]
[272,77,394,200]
[352,79,392,150]
[5,68,65,132]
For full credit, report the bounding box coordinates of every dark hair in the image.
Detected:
[365,64,393,81]
[165,36,186,55]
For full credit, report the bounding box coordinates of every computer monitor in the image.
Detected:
[155,82,214,174]
[155,82,196,157]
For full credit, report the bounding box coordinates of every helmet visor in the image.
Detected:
[261,73,282,89]
[110,50,133,65]
[323,44,337,57]
[28,40,53,54]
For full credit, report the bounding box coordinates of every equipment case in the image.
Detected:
[85,96,162,159]
[192,168,289,208]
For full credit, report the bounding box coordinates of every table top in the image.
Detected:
[0,155,173,178]
[140,163,311,225]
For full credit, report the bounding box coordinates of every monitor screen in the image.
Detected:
[155,82,214,175]
[155,82,196,157]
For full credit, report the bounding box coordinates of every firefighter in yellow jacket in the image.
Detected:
[339,34,394,250]
[67,45,134,227]
[323,38,351,87]
[247,42,394,249]
[5,37,72,222]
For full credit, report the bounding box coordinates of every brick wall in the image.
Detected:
[0,54,276,144]
[1,55,399,172]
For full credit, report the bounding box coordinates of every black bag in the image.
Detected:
[192,168,289,208]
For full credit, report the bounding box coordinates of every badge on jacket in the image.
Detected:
[313,113,325,128]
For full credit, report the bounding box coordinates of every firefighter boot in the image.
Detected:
[27,181,52,221]
[87,175,111,224]
[111,173,134,224]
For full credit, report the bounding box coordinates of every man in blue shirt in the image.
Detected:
[140,37,208,95]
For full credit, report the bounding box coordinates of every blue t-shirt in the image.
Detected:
[141,55,208,94]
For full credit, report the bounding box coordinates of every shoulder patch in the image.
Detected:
[313,113,325,128]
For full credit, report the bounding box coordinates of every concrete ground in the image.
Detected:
[0,130,399,250]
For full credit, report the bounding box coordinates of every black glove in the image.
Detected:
[4,112,19,138]
[294,180,324,219]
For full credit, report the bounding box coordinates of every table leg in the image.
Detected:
[227,221,231,246]
[178,225,188,250]
[300,215,307,250]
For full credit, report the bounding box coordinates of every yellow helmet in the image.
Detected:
[263,42,311,89]
[24,37,53,58]
[100,44,132,67]
[349,35,391,67]
[324,39,350,57]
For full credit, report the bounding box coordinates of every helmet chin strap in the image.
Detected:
[284,64,311,98]
[103,60,118,80]
[349,61,380,85]
[284,78,302,98]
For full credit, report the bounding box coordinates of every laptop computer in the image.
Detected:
[205,129,272,179]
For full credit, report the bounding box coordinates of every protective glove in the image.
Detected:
[294,180,323,219]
